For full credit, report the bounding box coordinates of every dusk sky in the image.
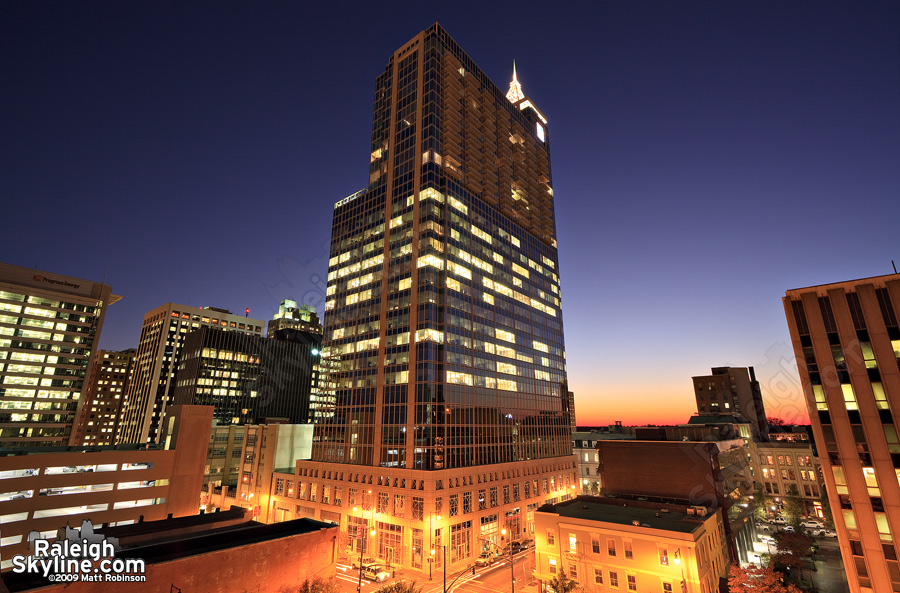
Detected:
[2,2,897,426]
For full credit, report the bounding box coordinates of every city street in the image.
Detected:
[335,550,534,593]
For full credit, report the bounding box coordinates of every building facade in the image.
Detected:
[784,273,900,593]
[0,404,212,570]
[70,349,135,446]
[172,326,322,425]
[117,304,265,445]
[0,263,117,449]
[281,23,576,572]
[533,497,729,593]
[693,367,769,441]
[266,299,322,337]
[752,441,824,518]
[202,423,313,523]
[572,430,634,495]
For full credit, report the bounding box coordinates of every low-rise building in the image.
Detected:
[202,422,313,522]
[534,496,729,593]
[0,405,212,570]
[572,430,634,495]
[753,440,824,517]
[1,506,338,593]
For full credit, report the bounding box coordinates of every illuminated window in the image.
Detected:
[568,533,577,553]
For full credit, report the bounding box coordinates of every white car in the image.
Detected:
[800,520,824,530]
[475,551,497,567]
[361,565,390,582]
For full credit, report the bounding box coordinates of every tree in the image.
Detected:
[285,577,340,593]
[375,581,423,593]
[767,417,787,427]
[775,532,815,559]
[728,565,802,593]
[819,487,834,529]
[753,484,775,522]
[781,496,806,529]
[548,570,578,593]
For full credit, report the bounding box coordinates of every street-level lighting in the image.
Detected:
[674,549,686,592]
[501,528,515,593]
[429,513,441,581]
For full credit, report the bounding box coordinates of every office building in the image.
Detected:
[693,366,769,440]
[0,405,212,570]
[266,299,322,337]
[70,349,135,446]
[282,24,575,571]
[172,326,322,426]
[117,304,265,445]
[783,272,900,593]
[0,263,118,448]
[533,497,729,593]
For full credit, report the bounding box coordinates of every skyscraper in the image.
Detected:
[118,303,265,444]
[70,348,136,446]
[172,325,322,425]
[281,24,575,571]
[266,299,322,337]
[0,262,117,448]
[783,272,900,593]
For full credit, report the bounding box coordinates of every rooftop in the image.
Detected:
[785,271,900,294]
[538,496,711,534]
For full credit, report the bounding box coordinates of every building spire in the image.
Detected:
[506,60,525,103]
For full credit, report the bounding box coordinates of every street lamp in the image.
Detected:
[501,528,515,593]
[429,513,441,581]
[674,549,686,593]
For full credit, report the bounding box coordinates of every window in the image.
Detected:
[627,575,636,591]
[663,584,673,593]
[592,535,600,554]
[547,530,555,545]
[607,538,616,557]
[569,533,577,553]
[569,564,577,579]
[659,547,669,565]
[594,568,603,584]
[624,540,633,559]
[549,558,557,574]
[609,571,619,588]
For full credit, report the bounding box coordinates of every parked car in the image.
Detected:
[800,520,824,530]
[510,541,526,553]
[475,551,497,567]
[352,556,377,569]
[769,517,787,526]
[520,538,535,549]
[782,525,795,533]
[361,565,390,582]
[809,529,836,538]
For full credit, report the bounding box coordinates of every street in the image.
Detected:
[334,550,533,593]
